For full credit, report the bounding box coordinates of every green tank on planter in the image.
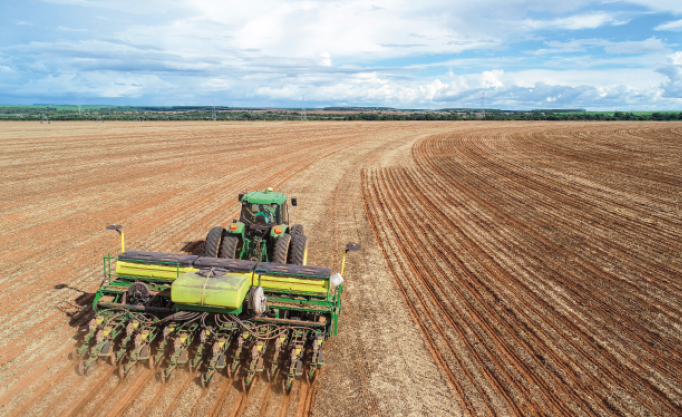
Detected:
[171,268,251,310]
[70,221,360,394]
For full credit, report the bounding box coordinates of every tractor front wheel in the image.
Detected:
[272,234,291,264]
[220,235,239,259]
[289,234,308,265]
[204,227,225,257]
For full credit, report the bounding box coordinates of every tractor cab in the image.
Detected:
[239,188,289,228]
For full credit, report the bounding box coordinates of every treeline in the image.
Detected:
[1,107,681,122]
[324,106,397,111]
[487,111,682,121]
[0,109,312,121]
[343,111,682,121]
[343,112,462,120]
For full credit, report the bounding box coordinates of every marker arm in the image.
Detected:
[340,250,348,276]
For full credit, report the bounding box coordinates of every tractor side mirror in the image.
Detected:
[238,193,244,202]
[291,197,298,206]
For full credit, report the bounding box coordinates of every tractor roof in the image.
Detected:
[242,190,287,205]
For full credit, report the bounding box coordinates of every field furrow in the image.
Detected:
[363,123,682,416]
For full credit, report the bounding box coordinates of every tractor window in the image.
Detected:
[281,202,289,224]
[242,203,280,226]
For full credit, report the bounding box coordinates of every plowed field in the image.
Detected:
[1,121,681,417]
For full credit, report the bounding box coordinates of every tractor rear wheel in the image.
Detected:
[290,224,303,236]
[204,227,225,257]
[220,235,239,259]
[289,234,308,265]
[272,234,291,264]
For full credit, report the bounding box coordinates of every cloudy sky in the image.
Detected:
[1,0,681,109]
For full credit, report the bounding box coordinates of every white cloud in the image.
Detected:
[658,66,682,98]
[258,68,666,109]
[0,65,12,72]
[655,19,682,31]
[669,51,682,65]
[482,70,504,88]
[602,37,667,54]
[410,57,523,70]
[503,68,665,90]
[12,71,173,98]
[9,39,219,73]
[521,12,627,30]
[531,39,603,54]
[319,52,331,67]
[158,0,611,62]
[657,51,682,98]
[396,71,665,109]
[188,1,495,59]
[621,1,682,15]
[531,37,668,55]
[29,1,625,63]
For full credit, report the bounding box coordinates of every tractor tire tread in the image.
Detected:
[290,224,303,236]
[273,234,291,264]
[204,227,225,257]
[289,234,308,265]
[220,235,239,259]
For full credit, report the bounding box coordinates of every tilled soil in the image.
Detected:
[1,121,680,417]
[0,121,457,417]
[363,123,682,417]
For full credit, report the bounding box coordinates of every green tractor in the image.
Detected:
[203,188,308,265]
